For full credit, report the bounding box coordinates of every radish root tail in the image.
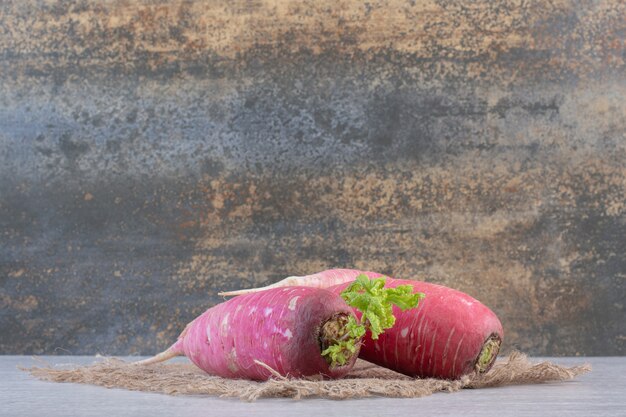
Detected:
[218,276,304,296]
[133,338,185,366]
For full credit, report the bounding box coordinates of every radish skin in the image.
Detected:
[220,269,504,379]
[137,286,359,380]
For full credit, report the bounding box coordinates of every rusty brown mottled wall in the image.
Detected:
[0,0,624,356]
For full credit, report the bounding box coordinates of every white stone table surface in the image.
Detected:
[2,356,624,417]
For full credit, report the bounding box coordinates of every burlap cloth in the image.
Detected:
[24,352,590,401]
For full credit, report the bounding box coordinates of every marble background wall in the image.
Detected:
[1,0,624,355]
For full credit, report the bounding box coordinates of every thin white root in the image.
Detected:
[133,348,182,366]
[218,276,304,296]
[253,360,287,380]
[218,269,363,296]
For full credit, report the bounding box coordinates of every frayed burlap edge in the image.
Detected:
[23,351,590,401]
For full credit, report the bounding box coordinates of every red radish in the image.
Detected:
[220,269,504,379]
[137,279,423,380]
[136,286,360,380]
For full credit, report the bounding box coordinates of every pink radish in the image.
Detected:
[138,279,423,380]
[220,269,504,379]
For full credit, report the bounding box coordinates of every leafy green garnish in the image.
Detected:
[321,274,425,367]
[320,315,365,367]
